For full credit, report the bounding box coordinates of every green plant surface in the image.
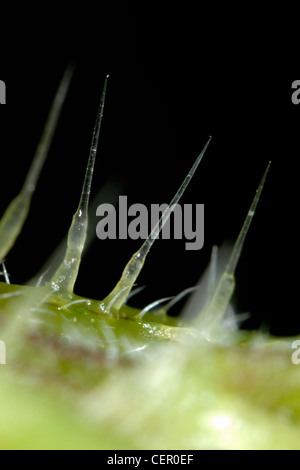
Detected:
[1,298,300,450]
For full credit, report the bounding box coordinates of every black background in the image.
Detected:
[0,4,297,335]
